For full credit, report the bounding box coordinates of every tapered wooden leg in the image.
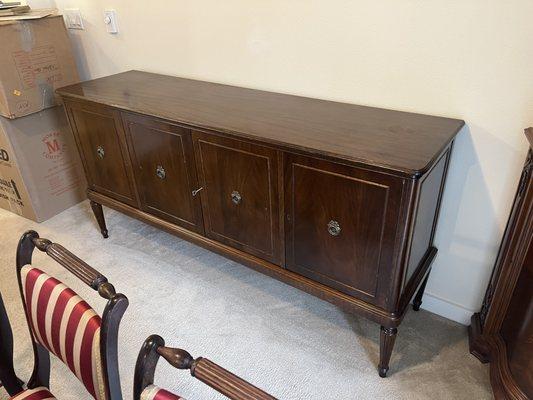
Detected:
[90,200,109,238]
[378,326,397,378]
[412,271,430,311]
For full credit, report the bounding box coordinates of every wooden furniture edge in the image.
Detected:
[488,335,529,400]
[88,190,408,327]
[397,247,437,315]
[58,93,462,179]
[396,144,453,305]
[525,127,532,149]
[468,313,491,363]
[471,310,531,399]
[483,154,533,335]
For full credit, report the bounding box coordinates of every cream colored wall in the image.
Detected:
[30,0,533,323]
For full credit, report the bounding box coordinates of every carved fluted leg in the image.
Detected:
[413,271,430,311]
[90,200,109,238]
[378,326,397,378]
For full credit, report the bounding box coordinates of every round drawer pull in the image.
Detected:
[156,165,166,180]
[327,220,341,236]
[231,190,242,205]
[96,146,105,159]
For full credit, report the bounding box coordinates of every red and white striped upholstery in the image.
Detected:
[141,385,185,400]
[20,266,107,400]
[10,387,56,400]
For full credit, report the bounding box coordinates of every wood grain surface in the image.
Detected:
[57,70,464,176]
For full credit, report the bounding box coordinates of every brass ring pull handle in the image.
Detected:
[96,146,105,159]
[156,165,166,180]
[327,220,341,236]
[231,190,242,205]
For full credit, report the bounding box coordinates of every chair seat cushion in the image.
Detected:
[10,387,56,400]
[141,385,185,400]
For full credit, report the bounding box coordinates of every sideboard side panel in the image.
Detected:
[402,148,451,291]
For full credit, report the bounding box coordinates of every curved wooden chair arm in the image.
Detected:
[135,335,277,400]
[157,346,277,400]
[16,230,116,299]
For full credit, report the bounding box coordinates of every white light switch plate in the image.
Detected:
[103,10,119,34]
[64,8,84,30]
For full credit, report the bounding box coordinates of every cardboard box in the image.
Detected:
[0,106,86,222]
[0,13,79,119]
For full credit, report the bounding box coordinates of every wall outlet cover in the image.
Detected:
[103,10,119,34]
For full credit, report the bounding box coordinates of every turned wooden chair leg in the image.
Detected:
[378,326,397,378]
[90,200,109,238]
[413,271,431,311]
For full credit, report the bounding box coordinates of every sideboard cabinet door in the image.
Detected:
[192,131,282,265]
[64,101,138,206]
[123,113,204,233]
[284,154,404,308]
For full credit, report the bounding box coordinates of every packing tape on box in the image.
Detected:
[38,80,55,109]
[17,21,36,52]
[12,21,56,112]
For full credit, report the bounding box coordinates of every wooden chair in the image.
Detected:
[134,335,277,400]
[1,230,129,400]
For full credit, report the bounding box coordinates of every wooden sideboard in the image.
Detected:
[57,71,464,377]
[469,129,533,399]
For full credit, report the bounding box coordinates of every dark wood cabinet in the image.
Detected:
[192,131,282,264]
[501,243,533,398]
[58,70,464,377]
[65,101,138,207]
[469,129,533,399]
[123,113,204,233]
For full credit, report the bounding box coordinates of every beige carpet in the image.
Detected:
[0,201,491,400]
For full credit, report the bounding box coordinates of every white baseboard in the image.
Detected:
[419,292,475,325]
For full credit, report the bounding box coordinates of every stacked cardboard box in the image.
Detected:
[0,11,86,222]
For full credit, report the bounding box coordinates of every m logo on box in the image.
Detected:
[42,131,65,160]
[45,139,60,153]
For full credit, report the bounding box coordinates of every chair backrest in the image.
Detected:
[16,230,129,400]
[134,335,277,400]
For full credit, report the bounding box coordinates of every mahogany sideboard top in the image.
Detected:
[57,70,464,177]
